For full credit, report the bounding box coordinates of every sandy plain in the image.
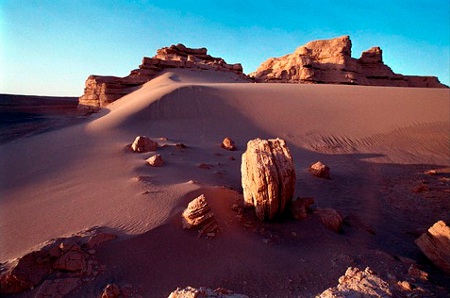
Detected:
[0,69,449,297]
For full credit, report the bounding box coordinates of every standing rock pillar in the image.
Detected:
[241,138,296,221]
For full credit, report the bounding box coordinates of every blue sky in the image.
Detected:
[1,0,449,96]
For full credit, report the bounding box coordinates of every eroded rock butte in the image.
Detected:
[251,36,448,88]
[78,44,247,110]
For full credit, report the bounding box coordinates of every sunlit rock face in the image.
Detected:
[78,44,247,111]
[251,35,447,88]
[241,138,296,221]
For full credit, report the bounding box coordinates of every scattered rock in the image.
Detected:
[131,136,158,153]
[198,163,214,170]
[168,286,249,298]
[397,280,412,291]
[147,154,164,167]
[289,197,315,220]
[424,169,438,175]
[241,138,296,221]
[182,194,218,237]
[315,208,343,233]
[101,283,121,298]
[317,267,392,297]
[251,35,447,88]
[343,212,376,234]
[175,143,187,149]
[415,220,450,273]
[309,161,330,179]
[221,137,236,151]
[407,264,428,281]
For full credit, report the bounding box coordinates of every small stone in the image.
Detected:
[221,137,237,151]
[147,154,164,167]
[175,143,187,149]
[309,161,330,179]
[197,163,214,170]
[408,264,428,281]
[101,283,121,298]
[397,281,412,291]
[131,136,158,153]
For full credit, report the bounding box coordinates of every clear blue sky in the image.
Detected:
[1,0,449,96]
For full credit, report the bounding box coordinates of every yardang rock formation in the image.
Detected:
[250,35,447,88]
[78,36,447,110]
[78,44,246,110]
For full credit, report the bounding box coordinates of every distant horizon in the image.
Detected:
[1,1,449,96]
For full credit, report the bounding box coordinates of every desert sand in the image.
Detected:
[1,69,449,297]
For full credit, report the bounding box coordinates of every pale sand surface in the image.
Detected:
[1,69,449,296]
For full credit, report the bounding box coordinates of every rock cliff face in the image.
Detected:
[251,36,447,88]
[78,44,247,110]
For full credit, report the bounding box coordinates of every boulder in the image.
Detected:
[168,286,249,298]
[315,208,343,233]
[131,136,158,153]
[221,137,236,151]
[415,220,450,273]
[147,154,164,167]
[317,267,392,297]
[0,252,52,294]
[182,195,218,236]
[250,36,447,88]
[309,161,330,179]
[241,138,296,221]
[53,248,87,272]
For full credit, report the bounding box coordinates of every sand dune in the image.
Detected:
[1,69,449,297]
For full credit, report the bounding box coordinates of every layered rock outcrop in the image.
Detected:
[317,267,393,297]
[251,36,447,88]
[241,138,296,221]
[78,44,247,110]
[168,286,249,298]
[182,194,218,237]
[415,220,450,273]
[0,229,116,295]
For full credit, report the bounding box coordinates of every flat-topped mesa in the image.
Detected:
[250,36,447,88]
[78,44,246,110]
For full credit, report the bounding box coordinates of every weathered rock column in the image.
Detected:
[241,138,296,221]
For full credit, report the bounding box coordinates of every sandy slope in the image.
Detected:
[0,69,449,297]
